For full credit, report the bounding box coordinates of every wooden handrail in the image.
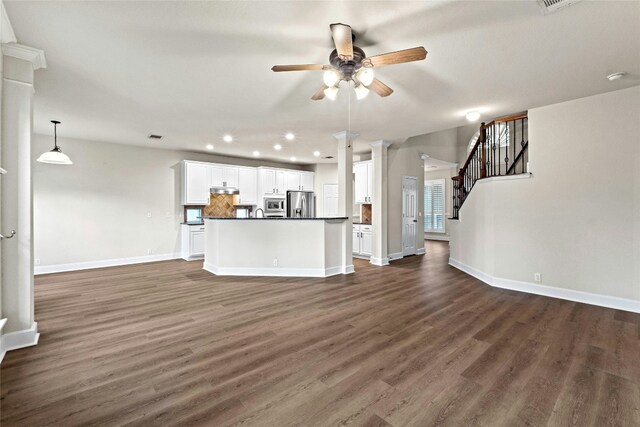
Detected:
[451,112,529,219]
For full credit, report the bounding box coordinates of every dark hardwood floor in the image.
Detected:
[1,241,639,426]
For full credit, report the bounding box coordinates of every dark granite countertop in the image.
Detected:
[203,216,348,221]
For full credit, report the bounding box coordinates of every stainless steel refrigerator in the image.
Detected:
[286,191,315,218]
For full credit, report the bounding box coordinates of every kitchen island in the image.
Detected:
[202,217,352,277]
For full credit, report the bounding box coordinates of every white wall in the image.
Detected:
[32,134,307,269]
[450,86,640,306]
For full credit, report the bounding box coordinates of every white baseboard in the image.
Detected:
[35,253,181,275]
[388,252,403,261]
[1,322,39,358]
[204,262,350,278]
[370,257,390,266]
[416,248,426,255]
[449,258,640,314]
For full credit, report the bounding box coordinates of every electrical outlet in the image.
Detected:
[35,258,41,266]
[534,273,542,282]
[273,258,278,267]
[147,248,153,255]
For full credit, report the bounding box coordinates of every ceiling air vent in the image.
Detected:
[537,0,582,14]
[148,134,163,140]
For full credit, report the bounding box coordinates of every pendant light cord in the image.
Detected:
[54,122,58,149]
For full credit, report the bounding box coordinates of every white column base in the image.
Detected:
[1,322,39,359]
[370,257,390,266]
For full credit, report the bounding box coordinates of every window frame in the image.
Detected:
[424,178,446,234]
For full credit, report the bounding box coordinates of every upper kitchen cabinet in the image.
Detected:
[237,167,257,205]
[210,165,239,188]
[182,161,210,205]
[354,161,373,204]
[286,171,314,191]
[259,168,286,196]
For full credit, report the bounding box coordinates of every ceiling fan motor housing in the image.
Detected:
[330,46,366,81]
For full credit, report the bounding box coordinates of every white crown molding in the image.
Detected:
[332,131,359,141]
[34,252,181,275]
[2,43,47,70]
[370,140,392,148]
[0,2,17,44]
[449,258,640,314]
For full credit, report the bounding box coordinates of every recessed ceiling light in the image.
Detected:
[223,134,233,143]
[606,72,626,81]
[252,151,260,157]
[466,111,481,122]
[313,151,320,157]
[290,156,296,162]
[206,144,214,150]
[274,144,282,151]
[285,132,295,141]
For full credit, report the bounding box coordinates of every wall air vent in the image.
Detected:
[148,134,163,140]
[537,0,582,14]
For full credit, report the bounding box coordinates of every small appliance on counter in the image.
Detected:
[286,191,315,218]
[184,206,204,224]
[234,205,253,218]
[264,198,285,218]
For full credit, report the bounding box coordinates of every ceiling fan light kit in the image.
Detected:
[272,23,427,101]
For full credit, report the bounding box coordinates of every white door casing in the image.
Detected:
[402,176,418,256]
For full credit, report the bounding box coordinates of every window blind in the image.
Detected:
[424,179,445,233]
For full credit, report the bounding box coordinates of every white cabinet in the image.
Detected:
[286,171,301,191]
[301,172,314,191]
[210,165,239,188]
[238,167,257,205]
[353,224,372,257]
[286,171,315,191]
[259,168,286,195]
[181,224,206,260]
[183,161,210,205]
[354,161,373,204]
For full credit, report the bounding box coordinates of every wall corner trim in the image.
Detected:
[449,258,640,314]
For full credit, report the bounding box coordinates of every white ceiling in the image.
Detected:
[5,1,640,164]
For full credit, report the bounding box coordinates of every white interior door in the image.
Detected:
[402,176,418,256]
[323,184,339,217]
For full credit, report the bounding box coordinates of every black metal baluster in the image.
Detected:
[521,118,526,173]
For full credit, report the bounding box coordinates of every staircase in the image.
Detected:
[452,112,529,219]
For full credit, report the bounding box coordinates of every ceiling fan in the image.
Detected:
[271,23,427,101]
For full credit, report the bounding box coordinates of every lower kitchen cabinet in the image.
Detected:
[353,224,372,258]
[181,224,205,260]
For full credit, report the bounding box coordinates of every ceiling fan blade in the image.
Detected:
[365,47,427,67]
[330,23,353,60]
[271,64,328,72]
[311,85,328,101]
[368,78,394,97]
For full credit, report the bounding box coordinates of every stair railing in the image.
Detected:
[452,112,528,218]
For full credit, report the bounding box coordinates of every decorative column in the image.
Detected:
[333,131,357,274]
[370,140,391,266]
[1,44,46,350]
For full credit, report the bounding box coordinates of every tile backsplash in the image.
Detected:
[204,194,239,218]
[361,204,372,224]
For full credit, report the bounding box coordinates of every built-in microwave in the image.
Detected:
[264,198,285,217]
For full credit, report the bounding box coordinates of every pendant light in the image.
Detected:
[37,120,72,165]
